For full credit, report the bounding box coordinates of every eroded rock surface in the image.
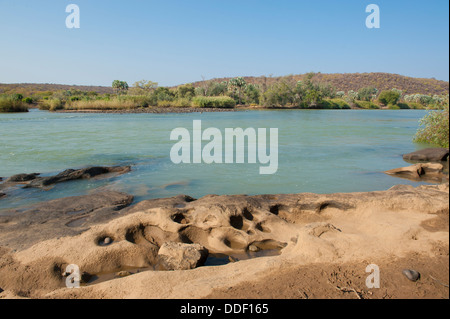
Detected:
[0,183,448,298]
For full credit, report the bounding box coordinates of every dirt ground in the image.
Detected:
[207,245,449,299]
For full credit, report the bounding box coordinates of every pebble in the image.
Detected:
[103,237,112,245]
[402,269,420,282]
[248,244,260,252]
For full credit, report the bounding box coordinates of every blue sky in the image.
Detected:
[0,0,448,86]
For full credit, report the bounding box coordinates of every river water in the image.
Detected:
[0,109,431,211]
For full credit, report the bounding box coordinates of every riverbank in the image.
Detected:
[0,182,448,299]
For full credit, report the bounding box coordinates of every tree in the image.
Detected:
[378,90,401,106]
[228,77,247,105]
[132,80,158,95]
[244,84,261,104]
[112,80,129,95]
[357,86,378,101]
[177,84,195,99]
[414,104,449,147]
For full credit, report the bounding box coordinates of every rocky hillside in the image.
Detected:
[1,73,448,96]
[191,72,449,96]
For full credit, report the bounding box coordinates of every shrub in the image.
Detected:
[414,105,449,147]
[353,100,380,109]
[40,98,63,111]
[328,98,351,109]
[357,86,378,101]
[378,90,401,106]
[23,97,33,104]
[0,95,28,112]
[192,96,236,108]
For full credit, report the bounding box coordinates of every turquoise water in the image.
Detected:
[0,109,431,211]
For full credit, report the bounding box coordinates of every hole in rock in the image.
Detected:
[242,207,253,221]
[96,235,114,246]
[171,213,189,224]
[269,205,281,215]
[229,215,244,230]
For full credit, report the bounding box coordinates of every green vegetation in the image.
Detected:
[0,95,28,112]
[0,73,448,112]
[414,105,449,148]
[378,90,401,106]
[192,96,236,108]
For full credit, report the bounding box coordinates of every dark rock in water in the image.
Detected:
[5,173,40,183]
[24,166,131,189]
[403,148,449,162]
[0,191,134,251]
[0,192,5,199]
[402,269,420,282]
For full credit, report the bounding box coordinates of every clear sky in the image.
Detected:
[0,0,448,86]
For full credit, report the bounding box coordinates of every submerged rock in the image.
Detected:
[158,242,209,271]
[24,166,131,189]
[0,166,131,191]
[5,173,40,183]
[403,148,449,162]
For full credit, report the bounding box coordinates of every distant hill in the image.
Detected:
[0,83,113,95]
[1,73,448,96]
[190,72,449,96]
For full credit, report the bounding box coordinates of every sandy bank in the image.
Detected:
[0,183,448,299]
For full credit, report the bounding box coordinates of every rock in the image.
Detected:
[0,192,5,199]
[103,237,112,245]
[402,269,420,282]
[0,191,134,251]
[5,173,40,183]
[158,242,209,271]
[24,166,131,189]
[385,163,446,183]
[248,244,260,252]
[403,148,449,162]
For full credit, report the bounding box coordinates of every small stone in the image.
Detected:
[402,269,420,282]
[104,237,112,245]
[248,244,260,252]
